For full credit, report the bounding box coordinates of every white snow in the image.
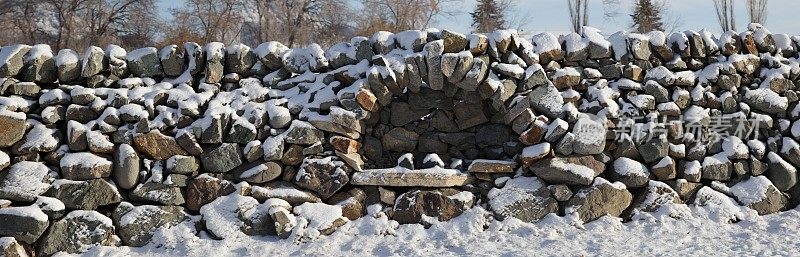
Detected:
[531,32,561,53]
[294,203,345,231]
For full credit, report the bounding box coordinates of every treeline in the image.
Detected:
[0,0,773,51]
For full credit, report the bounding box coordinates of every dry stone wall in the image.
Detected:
[0,23,798,255]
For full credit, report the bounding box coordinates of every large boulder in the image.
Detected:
[294,157,351,199]
[186,175,236,212]
[44,179,122,210]
[392,189,474,225]
[113,144,140,189]
[60,152,112,181]
[0,45,31,78]
[112,202,187,247]
[565,178,633,222]
[0,110,26,148]
[200,143,243,173]
[530,156,604,185]
[132,130,188,160]
[488,176,558,222]
[610,157,651,188]
[0,162,52,202]
[0,206,49,244]
[37,211,118,256]
[730,176,787,215]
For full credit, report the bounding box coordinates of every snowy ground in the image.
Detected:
[68,204,800,257]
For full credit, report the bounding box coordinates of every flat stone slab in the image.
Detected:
[351,167,474,187]
[467,159,518,173]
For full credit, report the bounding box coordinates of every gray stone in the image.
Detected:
[351,167,474,187]
[610,157,650,188]
[766,152,797,191]
[81,46,105,77]
[160,45,185,77]
[36,210,118,256]
[382,127,419,152]
[390,102,428,126]
[572,117,607,155]
[730,176,787,215]
[56,49,82,82]
[0,45,31,78]
[130,182,185,206]
[467,159,518,173]
[639,137,669,163]
[200,143,243,173]
[60,152,112,181]
[529,83,566,120]
[0,206,49,244]
[234,161,282,183]
[251,181,321,205]
[530,156,604,185]
[0,162,52,202]
[225,44,257,75]
[166,155,199,175]
[204,42,225,83]
[112,202,187,247]
[284,120,324,145]
[22,44,57,83]
[425,40,445,90]
[630,181,682,214]
[114,144,140,190]
[701,154,733,181]
[566,178,633,222]
[488,176,557,222]
[45,179,121,210]
[652,157,677,180]
[441,30,468,53]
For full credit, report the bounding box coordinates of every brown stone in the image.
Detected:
[326,188,366,221]
[330,136,360,154]
[518,122,546,145]
[133,130,188,160]
[186,175,236,212]
[0,111,26,148]
[454,101,487,129]
[356,88,379,112]
[393,189,475,225]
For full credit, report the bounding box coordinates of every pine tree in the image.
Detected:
[471,0,506,33]
[631,0,664,33]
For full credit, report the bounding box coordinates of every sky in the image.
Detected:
[156,0,800,36]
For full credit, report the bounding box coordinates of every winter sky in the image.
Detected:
[156,0,800,36]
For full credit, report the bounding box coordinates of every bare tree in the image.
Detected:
[170,0,244,45]
[747,0,768,25]
[713,0,736,31]
[237,0,355,48]
[566,0,589,33]
[358,0,462,35]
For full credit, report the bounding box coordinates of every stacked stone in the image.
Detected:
[0,23,798,255]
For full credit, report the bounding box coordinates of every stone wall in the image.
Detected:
[0,23,799,255]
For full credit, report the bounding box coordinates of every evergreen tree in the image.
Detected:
[471,0,506,33]
[631,0,664,33]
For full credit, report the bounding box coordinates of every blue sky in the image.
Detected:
[157,0,800,36]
